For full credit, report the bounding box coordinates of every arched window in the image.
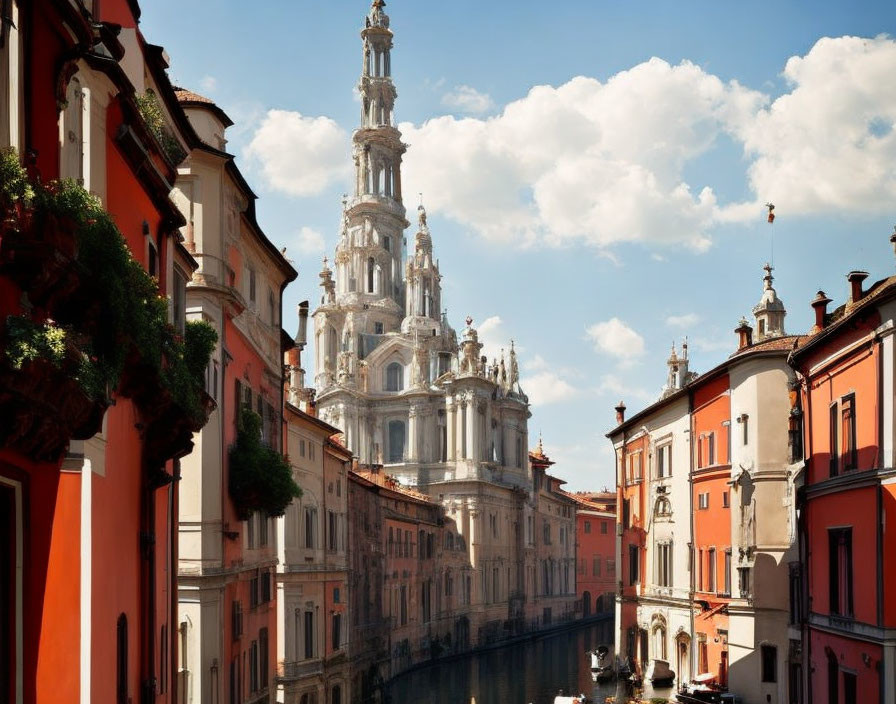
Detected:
[331,684,342,704]
[655,497,672,517]
[388,420,405,463]
[385,362,403,392]
[117,613,128,704]
[367,257,375,293]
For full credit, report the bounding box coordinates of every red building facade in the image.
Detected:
[790,268,896,704]
[0,2,216,704]
[567,491,616,618]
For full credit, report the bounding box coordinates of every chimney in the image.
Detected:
[810,290,832,333]
[296,300,309,348]
[847,271,869,307]
[735,317,753,350]
[615,401,626,425]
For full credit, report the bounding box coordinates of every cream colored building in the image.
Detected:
[276,399,353,704]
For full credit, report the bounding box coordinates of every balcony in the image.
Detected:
[277,659,323,682]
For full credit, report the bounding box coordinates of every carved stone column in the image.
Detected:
[446,398,456,462]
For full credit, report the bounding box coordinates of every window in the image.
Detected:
[173,268,187,334]
[248,267,257,305]
[698,492,709,509]
[333,587,340,604]
[722,491,730,508]
[829,402,840,477]
[761,644,777,683]
[738,566,752,598]
[385,362,403,392]
[656,543,672,587]
[628,545,640,585]
[259,628,268,689]
[601,521,608,534]
[741,414,749,445]
[332,613,342,650]
[259,513,268,547]
[304,508,316,549]
[387,420,405,463]
[841,395,857,471]
[328,511,337,551]
[723,550,731,595]
[628,453,642,483]
[231,601,243,638]
[707,548,716,592]
[117,614,128,704]
[843,671,856,704]
[331,684,342,704]
[303,611,314,659]
[655,497,672,517]
[543,521,551,545]
[374,321,384,334]
[592,556,601,576]
[399,586,408,626]
[584,520,591,534]
[249,639,258,693]
[656,443,671,478]
[383,235,391,252]
[268,289,276,326]
[789,562,802,625]
[607,559,615,575]
[829,527,853,617]
[708,433,715,465]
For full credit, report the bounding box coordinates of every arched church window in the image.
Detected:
[388,420,405,463]
[385,362,403,392]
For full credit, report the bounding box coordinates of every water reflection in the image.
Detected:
[386,618,673,704]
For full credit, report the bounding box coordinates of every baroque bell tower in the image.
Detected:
[331,0,408,315]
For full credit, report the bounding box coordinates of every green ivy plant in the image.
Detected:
[135,88,188,165]
[229,407,301,520]
[0,149,217,421]
[0,148,33,211]
[5,316,67,369]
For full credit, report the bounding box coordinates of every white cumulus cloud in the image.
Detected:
[293,226,326,254]
[441,85,494,114]
[522,371,579,406]
[738,35,896,216]
[585,318,645,362]
[401,60,765,251]
[666,313,700,328]
[244,110,349,197]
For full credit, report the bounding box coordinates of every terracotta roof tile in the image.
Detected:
[173,87,215,105]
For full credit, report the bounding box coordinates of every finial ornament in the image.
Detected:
[465,316,473,327]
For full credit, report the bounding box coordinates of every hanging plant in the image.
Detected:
[229,407,301,520]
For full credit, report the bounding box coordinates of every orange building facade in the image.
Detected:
[789,266,896,704]
[567,491,616,618]
[0,2,215,704]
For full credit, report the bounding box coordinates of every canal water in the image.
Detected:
[386,618,675,704]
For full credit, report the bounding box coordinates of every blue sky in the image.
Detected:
[143,1,896,490]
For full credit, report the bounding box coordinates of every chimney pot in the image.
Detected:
[615,401,626,425]
[735,317,753,350]
[847,271,869,306]
[810,290,832,333]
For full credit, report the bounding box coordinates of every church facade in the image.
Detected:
[306,0,577,658]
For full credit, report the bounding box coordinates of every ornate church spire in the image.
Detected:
[752,263,786,341]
